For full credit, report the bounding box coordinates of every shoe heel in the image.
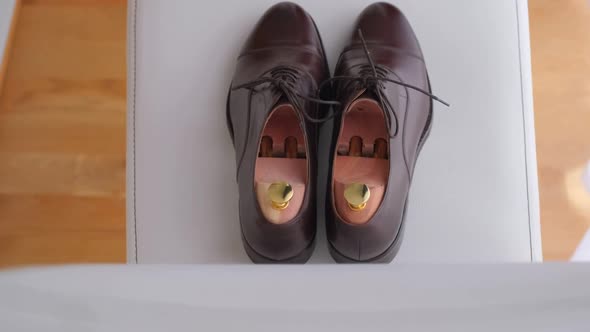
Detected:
[328,202,407,263]
[242,232,316,264]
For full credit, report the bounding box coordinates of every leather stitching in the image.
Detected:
[238,45,323,60]
[341,43,425,62]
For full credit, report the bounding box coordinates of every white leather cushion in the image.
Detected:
[127,0,541,263]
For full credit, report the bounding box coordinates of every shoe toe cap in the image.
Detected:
[352,2,422,54]
[241,2,322,55]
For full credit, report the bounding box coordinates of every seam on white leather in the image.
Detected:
[126,0,138,263]
[515,0,531,263]
[515,0,542,262]
[132,0,138,263]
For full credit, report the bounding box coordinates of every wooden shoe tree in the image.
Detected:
[255,103,307,225]
[333,97,389,225]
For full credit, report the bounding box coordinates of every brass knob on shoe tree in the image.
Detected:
[268,182,294,210]
[344,183,370,212]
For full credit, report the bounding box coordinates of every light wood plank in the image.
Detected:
[0,106,125,155]
[529,0,590,260]
[0,152,125,197]
[0,194,124,233]
[0,232,125,268]
[0,0,127,267]
[0,194,125,268]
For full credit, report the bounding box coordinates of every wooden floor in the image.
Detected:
[0,0,126,267]
[0,0,588,267]
[529,0,590,260]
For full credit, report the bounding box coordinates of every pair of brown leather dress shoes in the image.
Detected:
[227,2,448,263]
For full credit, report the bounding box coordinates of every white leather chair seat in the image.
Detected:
[127,0,541,263]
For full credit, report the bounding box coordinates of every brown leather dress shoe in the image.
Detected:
[324,3,448,263]
[227,2,331,263]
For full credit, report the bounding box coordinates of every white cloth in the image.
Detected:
[127,0,541,264]
[0,264,589,331]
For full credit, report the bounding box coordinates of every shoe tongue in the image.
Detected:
[349,87,400,115]
[272,97,297,115]
[275,96,291,107]
[345,91,378,114]
[267,92,293,114]
[357,91,378,102]
[269,97,299,119]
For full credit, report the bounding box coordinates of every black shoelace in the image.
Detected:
[231,29,449,139]
[231,65,339,124]
[318,29,450,137]
[231,66,338,172]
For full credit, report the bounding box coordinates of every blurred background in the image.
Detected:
[0,0,588,268]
